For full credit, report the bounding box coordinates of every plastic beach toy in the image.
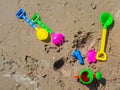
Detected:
[35,28,49,40]
[74,69,102,85]
[96,12,113,61]
[87,50,96,64]
[30,14,64,46]
[71,49,84,65]
[16,9,48,41]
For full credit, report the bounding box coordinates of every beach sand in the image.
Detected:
[0,0,120,90]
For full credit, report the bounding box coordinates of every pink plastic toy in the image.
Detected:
[51,32,64,46]
[87,50,97,64]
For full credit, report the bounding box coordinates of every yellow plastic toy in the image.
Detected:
[35,28,48,41]
[96,12,113,61]
[96,29,107,61]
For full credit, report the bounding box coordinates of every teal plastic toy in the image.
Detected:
[71,49,84,65]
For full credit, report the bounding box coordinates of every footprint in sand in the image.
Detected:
[87,64,100,73]
[43,40,68,53]
[71,30,95,50]
[56,78,65,88]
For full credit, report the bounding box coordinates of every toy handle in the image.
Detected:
[16,8,26,19]
[30,14,40,24]
[31,14,52,34]
[16,9,36,29]
[100,29,107,52]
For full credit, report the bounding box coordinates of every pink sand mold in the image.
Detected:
[51,32,64,46]
[87,50,97,64]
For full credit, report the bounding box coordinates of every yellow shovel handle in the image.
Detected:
[100,29,107,52]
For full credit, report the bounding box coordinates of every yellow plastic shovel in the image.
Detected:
[96,12,113,61]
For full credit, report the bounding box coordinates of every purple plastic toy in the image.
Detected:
[51,32,64,46]
[87,50,97,64]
